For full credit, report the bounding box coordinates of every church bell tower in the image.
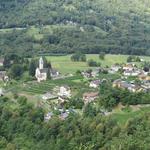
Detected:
[39,57,44,69]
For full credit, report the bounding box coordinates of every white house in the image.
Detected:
[58,86,71,98]
[35,57,48,82]
[123,70,140,77]
[123,63,135,71]
[109,65,121,74]
[89,80,101,88]
[83,92,99,104]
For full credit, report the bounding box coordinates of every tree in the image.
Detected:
[83,103,97,117]
[47,68,51,80]
[88,59,101,67]
[99,52,105,60]
[127,56,133,62]
[71,54,80,62]
[29,59,37,76]
[80,54,86,62]
[135,56,141,62]
[71,52,87,62]
[127,56,141,62]
[9,64,23,79]
[6,143,16,150]
[47,62,52,69]
[143,62,150,72]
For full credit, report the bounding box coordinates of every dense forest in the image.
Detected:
[0,96,150,150]
[1,0,150,56]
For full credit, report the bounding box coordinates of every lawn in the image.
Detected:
[111,106,150,126]
[45,54,150,74]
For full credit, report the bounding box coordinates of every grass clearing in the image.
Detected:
[111,106,150,125]
[45,54,150,74]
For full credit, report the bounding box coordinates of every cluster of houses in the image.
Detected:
[108,64,121,74]
[113,78,150,93]
[44,108,76,121]
[42,82,100,105]
[42,85,71,102]
[80,62,150,93]
[122,63,147,77]
[109,63,149,77]
[113,79,142,92]
[0,56,149,122]
[25,59,150,122]
[81,69,99,78]
[112,63,150,92]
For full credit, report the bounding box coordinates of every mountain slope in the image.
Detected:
[0,0,150,56]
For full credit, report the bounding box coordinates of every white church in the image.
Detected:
[35,57,48,82]
[35,57,60,82]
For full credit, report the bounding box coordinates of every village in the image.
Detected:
[0,55,149,121]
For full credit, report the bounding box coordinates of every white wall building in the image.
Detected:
[35,57,48,82]
[58,86,71,98]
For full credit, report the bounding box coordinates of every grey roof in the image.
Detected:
[113,79,122,84]
[120,82,131,88]
[39,68,48,73]
[50,69,59,75]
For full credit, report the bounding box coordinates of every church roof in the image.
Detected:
[39,68,48,73]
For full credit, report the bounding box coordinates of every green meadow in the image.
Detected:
[46,54,150,74]
[111,106,150,125]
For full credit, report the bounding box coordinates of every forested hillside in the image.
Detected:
[1,96,150,149]
[1,0,150,56]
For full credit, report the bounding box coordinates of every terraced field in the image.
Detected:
[5,76,84,95]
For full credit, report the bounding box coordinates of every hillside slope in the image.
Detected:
[0,0,150,56]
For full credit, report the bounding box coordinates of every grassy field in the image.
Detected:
[111,106,150,126]
[45,54,150,74]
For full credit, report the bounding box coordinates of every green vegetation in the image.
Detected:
[1,0,150,148]
[112,106,150,125]
[1,0,150,56]
[99,52,106,60]
[0,96,150,149]
[8,64,24,79]
[127,55,141,62]
[4,76,84,95]
[45,54,150,74]
[99,82,150,109]
[71,52,86,62]
[0,53,150,149]
[88,59,101,67]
